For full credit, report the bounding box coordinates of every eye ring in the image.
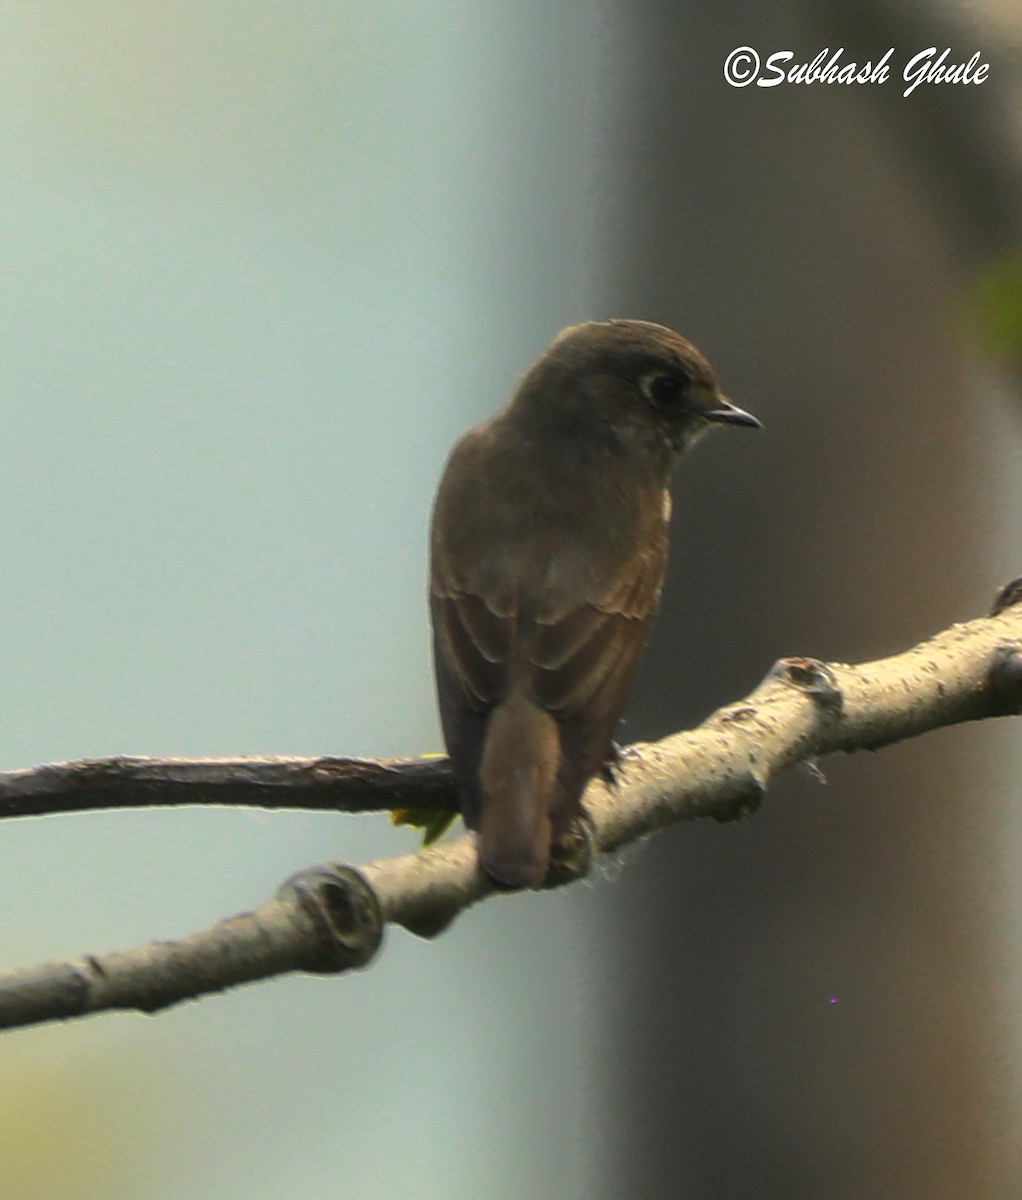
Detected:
[643,371,690,407]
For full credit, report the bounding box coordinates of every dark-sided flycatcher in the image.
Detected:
[430,320,760,889]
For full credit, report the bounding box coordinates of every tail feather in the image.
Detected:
[478,693,559,888]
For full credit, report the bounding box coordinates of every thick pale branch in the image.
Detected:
[1,590,1020,1032]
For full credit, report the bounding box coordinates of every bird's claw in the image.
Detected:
[599,741,638,788]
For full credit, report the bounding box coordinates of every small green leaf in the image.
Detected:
[391,807,458,846]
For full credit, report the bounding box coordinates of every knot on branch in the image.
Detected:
[771,657,844,712]
[989,644,1022,714]
[278,866,383,973]
[710,772,767,823]
[991,578,1022,616]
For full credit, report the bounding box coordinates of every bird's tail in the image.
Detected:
[478,693,559,889]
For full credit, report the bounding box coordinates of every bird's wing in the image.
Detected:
[529,539,666,718]
[430,587,513,713]
[431,530,667,722]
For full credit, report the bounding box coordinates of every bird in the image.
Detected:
[429,319,760,889]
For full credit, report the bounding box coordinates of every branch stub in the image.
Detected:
[772,657,844,711]
[991,577,1022,616]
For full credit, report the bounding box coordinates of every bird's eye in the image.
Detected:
[645,372,689,407]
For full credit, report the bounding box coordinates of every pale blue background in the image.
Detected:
[0,5,610,1197]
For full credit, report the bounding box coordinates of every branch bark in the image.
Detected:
[1,586,1020,1033]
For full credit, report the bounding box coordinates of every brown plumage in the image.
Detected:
[430,320,760,888]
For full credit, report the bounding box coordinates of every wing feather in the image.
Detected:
[432,533,666,723]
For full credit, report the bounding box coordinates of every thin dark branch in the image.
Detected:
[0,584,1020,1032]
[0,754,456,821]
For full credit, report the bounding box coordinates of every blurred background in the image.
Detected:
[0,2,1020,1197]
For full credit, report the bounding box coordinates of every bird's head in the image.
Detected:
[510,319,761,461]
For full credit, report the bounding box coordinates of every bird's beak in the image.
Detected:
[704,395,762,430]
